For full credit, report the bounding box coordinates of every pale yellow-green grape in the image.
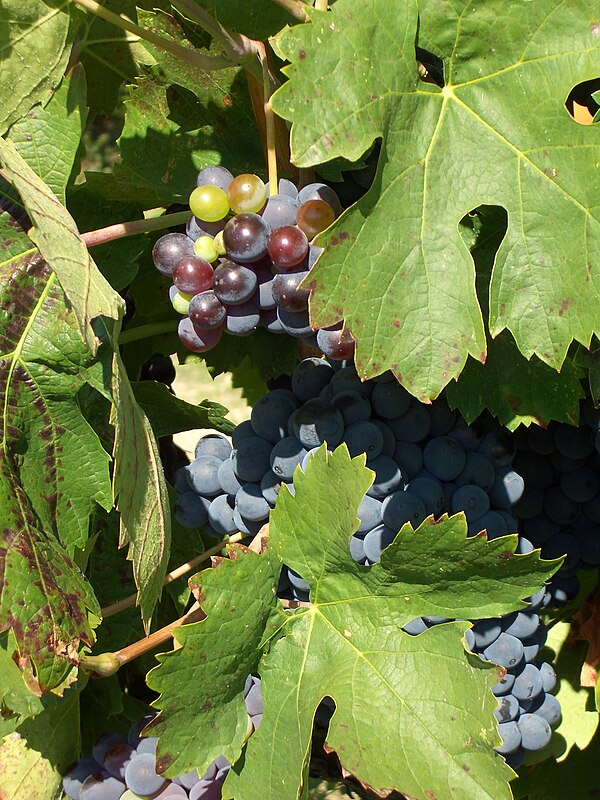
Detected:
[171,289,193,315]
[193,235,219,262]
[213,229,226,256]
[120,791,147,800]
[189,184,230,222]
[227,173,266,214]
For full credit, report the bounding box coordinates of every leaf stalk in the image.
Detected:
[81,211,191,248]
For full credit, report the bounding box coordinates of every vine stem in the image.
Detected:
[101,533,244,618]
[69,0,232,71]
[271,0,310,21]
[81,211,190,248]
[118,320,176,345]
[314,0,328,10]
[257,43,278,195]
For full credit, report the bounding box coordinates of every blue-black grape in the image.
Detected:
[382,490,427,530]
[63,759,99,800]
[196,165,234,191]
[213,261,257,305]
[175,491,210,528]
[207,493,237,535]
[388,402,431,443]
[80,772,126,800]
[291,358,334,402]
[226,301,261,336]
[342,420,384,460]
[233,436,273,482]
[261,193,299,228]
[451,483,490,522]
[496,721,521,755]
[363,524,397,562]
[124,752,166,796]
[511,663,543,702]
[423,437,466,481]
[517,713,552,751]
[194,434,232,462]
[251,392,299,443]
[235,483,270,521]
[366,456,403,498]
[218,457,244,495]
[290,399,344,448]
[185,456,223,496]
[276,307,313,337]
[270,436,308,480]
[483,632,524,669]
[223,213,269,263]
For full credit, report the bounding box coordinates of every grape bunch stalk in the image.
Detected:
[151,166,353,359]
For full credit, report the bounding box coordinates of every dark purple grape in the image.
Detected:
[267,225,309,271]
[272,271,310,311]
[316,326,356,360]
[178,317,222,353]
[254,267,276,310]
[261,193,299,228]
[186,215,226,241]
[152,233,195,276]
[223,213,270,263]
[213,260,257,305]
[276,307,313,337]
[196,165,234,191]
[103,743,134,779]
[188,290,227,329]
[226,302,261,336]
[172,256,214,295]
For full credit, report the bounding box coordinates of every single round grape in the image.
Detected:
[177,317,222,353]
[80,772,126,800]
[272,271,310,311]
[316,326,356,360]
[226,302,261,336]
[261,193,299,228]
[208,493,237,535]
[175,492,210,528]
[227,173,267,213]
[172,256,214,295]
[290,399,345,448]
[235,483,270,521]
[223,212,270,263]
[193,236,219,263]
[331,390,371,425]
[296,199,336,238]
[276,307,313,337]
[189,184,230,222]
[170,286,192,315]
[124,752,167,796]
[517,713,552,751]
[152,233,195,276]
[213,261,257,305]
[267,225,309,271]
[63,759,99,800]
[92,733,127,765]
[103,743,134,779]
[196,165,234,191]
[297,182,342,215]
[496,721,521,755]
[188,290,227,329]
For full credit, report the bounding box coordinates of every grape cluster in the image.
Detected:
[173,357,572,765]
[63,678,262,800]
[511,408,600,606]
[152,166,347,356]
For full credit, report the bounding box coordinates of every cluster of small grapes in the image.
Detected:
[173,357,567,766]
[62,678,262,800]
[151,166,348,356]
[510,407,600,606]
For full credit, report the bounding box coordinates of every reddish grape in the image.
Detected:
[152,233,195,276]
[188,290,227,329]
[172,256,214,295]
[212,261,257,305]
[316,325,356,360]
[178,317,222,353]
[272,271,310,311]
[267,226,309,271]
[223,213,269,263]
[296,199,335,238]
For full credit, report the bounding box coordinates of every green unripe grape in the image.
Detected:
[227,173,266,214]
[214,230,226,256]
[120,791,147,800]
[189,184,229,222]
[193,235,219,262]
[171,289,193,314]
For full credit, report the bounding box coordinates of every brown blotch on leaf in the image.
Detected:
[155,753,173,774]
[298,49,307,60]
[339,231,350,240]
[392,320,400,328]
[462,764,470,772]
[424,790,438,799]
[558,298,571,316]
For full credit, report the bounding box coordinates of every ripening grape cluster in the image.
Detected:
[152,166,351,357]
[62,677,262,800]
[172,357,581,764]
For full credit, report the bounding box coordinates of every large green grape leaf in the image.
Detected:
[149,447,557,800]
[447,209,585,428]
[104,9,264,206]
[0,141,124,353]
[7,66,87,205]
[0,689,79,800]
[0,632,44,724]
[146,546,282,776]
[0,0,75,135]
[0,222,112,554]
[111,351,171,630]
[272,0,600,400]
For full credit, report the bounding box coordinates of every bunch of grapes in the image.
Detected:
[151,167,348,356]
[62,678,262,800]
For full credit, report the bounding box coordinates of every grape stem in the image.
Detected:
[100,533,244,618]
[81,211,191,248]
[257,43,278,196]
[118,321,177,345]
[68,0,232,72]
[271,0,310,21]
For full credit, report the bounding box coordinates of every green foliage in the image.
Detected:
[132,380,235,437]
[272,0,600,400]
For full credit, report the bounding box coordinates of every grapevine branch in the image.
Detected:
[81,211,191,248]
[100,533,244,618]
[270,0,310,21]
[69,0,232,71]
[257,43,278,194]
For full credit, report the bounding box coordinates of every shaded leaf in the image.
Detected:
[132,380,235,438]
[197,0,293,39]
[0,632,44,724]
[272,0,600,399]
[0,0,75,135]
[0,140,124,353]
[525,727,600,800]
[7,66,88,205]
[111,351,171,630]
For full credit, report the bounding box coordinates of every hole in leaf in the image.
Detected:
[416,46,444,88]
[565,78,600,125]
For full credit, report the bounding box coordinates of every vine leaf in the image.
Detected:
[146,546,282,777]
[149,448,557,800]
[0,0,76,135]
[7,65,88,205]
[0,140,124,354]
[111,351,171,631]
[0,632,44,724]
[271,0,600,400]
[0,688,79,800]
[195,0,293,40]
